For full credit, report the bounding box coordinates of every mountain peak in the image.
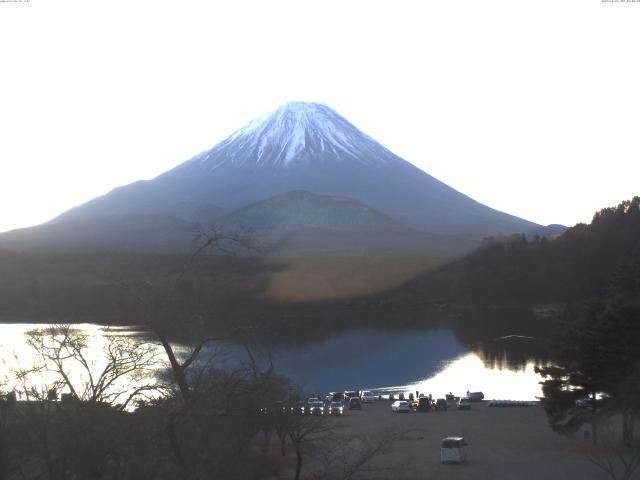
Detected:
[231,101,339,145]
[184,101,400,170]
[274,100,332,113]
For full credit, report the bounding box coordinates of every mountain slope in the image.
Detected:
[0,215,198,253]
[51,102,539,237]
[213,190,477,256]
[0,190,478,256]
[216,190,407,234]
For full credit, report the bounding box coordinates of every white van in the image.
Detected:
[440,437,467,463]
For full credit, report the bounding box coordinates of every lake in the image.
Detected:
[0,323,545,401]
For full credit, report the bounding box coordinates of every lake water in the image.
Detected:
[215,328,545,400]
[0,323,545,401]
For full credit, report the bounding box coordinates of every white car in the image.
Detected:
[391,400,411,412]
[328,401,345,415]
[360,391,377,403]
[441,437,468,463]
[308,401,326,415]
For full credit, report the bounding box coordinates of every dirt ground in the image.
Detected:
[310,400,605,480]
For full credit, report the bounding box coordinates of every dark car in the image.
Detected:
[344,391,358,400]
[332,392,346,402]
[348,397,362,410]
[468,392,484,402]
[328,401,345,415]
[415,397,431,412]
[434,398,448,411]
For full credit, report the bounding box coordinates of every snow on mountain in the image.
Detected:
[184,101,400,170]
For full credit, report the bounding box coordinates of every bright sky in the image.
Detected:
[1,0,638,233]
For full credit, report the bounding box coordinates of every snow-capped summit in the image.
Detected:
[46,101,539,238]
[184,101,400,170]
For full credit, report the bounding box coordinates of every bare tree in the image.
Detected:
[0,327,163,480]
[585,417,640,480]
[23,324,163,410]
[308,428,402,480]
[287,414,335,480]
[0,388,12,480]
[113,227,256,407]
[6,365,65,480]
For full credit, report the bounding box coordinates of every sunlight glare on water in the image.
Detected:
[393,352,543,401]
[0,323,165,406]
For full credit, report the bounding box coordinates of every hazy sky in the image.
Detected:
[1,0,638,233]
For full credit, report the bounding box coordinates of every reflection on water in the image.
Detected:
[212,328,546,400]
[0,323,545,402]
[253,329,466,394]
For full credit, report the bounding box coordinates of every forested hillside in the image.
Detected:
[394,197,640,305]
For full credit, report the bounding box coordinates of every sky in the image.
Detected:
[1,0,639,233]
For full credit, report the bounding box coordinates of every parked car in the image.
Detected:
[412,396,431,412]
[467,392,484,402]
[457,398,471,410]
[328,401,345,415]
[344,391,358,401]
[274,401,289,414]
[434,398,448,411]
[391,400,411,413]
[440,437,468,463]
[575,397,592,408]
[308,401,325,415]
[348,397,362,410]
[296,401,307,415]
[331,392,346,403]
[360,390,377,403]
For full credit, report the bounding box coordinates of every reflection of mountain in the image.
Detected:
[248,329,468,393]
[233,326,545,399]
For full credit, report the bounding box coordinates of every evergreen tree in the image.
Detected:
[537,255,640,445]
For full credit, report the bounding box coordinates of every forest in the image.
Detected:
[392,197,640,307]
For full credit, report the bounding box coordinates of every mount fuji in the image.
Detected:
[1,102,542,253]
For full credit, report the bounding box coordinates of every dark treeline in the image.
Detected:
[0,247,442,346]
[0,250,278,326]
[537,252,640,432]
[392,197,640,306]
[534,240,640,477]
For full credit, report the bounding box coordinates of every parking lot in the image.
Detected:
[319,399,603,480]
